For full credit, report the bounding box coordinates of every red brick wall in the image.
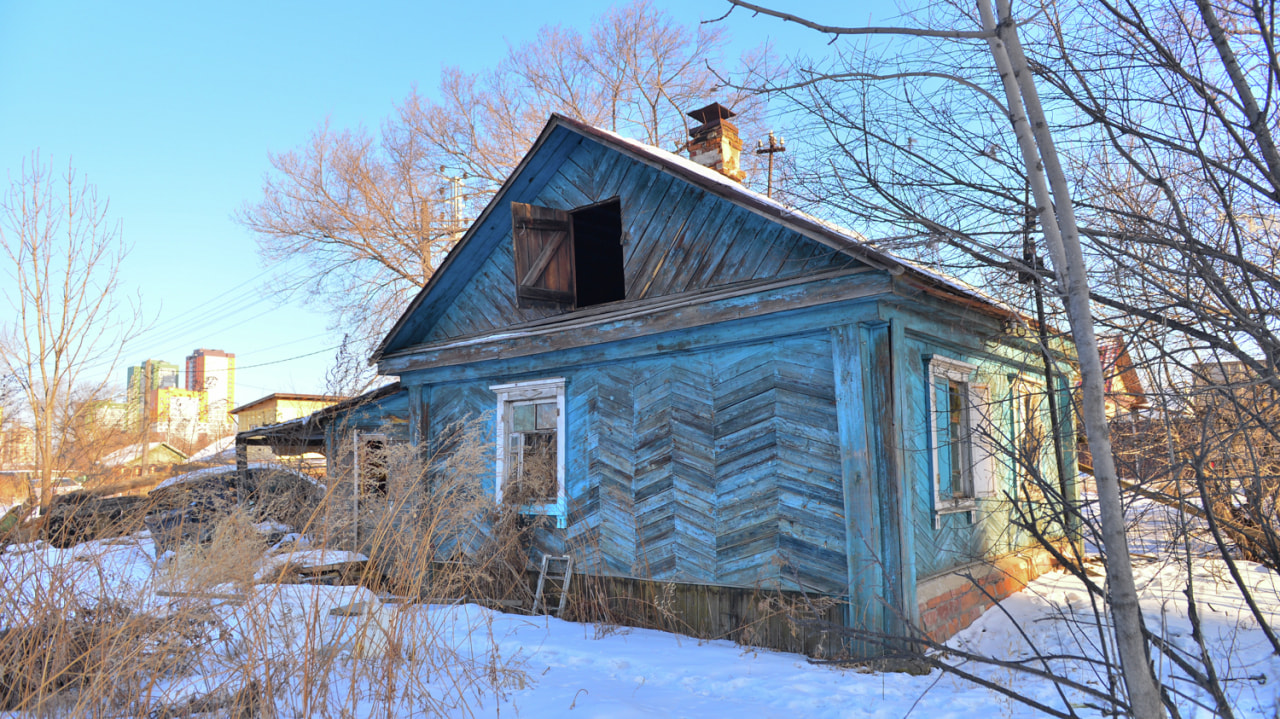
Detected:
[917,547,1060,642]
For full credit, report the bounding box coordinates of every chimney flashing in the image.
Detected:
[687,102,736,125]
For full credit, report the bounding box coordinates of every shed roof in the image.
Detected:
[235,382,403,452]
[231,393,348,416]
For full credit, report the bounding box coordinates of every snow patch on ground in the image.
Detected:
[5,495,1280,717]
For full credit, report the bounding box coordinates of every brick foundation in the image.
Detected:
[916,546,1061,642]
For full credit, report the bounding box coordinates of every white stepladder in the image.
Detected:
[532,554,573,616]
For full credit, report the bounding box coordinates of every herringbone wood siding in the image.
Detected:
[423,336,847,593]
[634,359,717,580]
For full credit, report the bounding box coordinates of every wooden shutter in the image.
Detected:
[512,202,575,308]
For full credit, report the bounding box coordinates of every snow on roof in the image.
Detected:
[151,462,316,492]
[563,116,1017,317]
[189,435,237,463]
[101,442,188,467]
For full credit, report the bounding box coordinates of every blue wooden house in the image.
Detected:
[269,104,1077,649]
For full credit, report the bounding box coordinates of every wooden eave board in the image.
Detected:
[379,269,891,375]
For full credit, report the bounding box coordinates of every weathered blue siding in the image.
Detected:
[404,328,849,594]
[420,139,856,346]
[895,323,1075,582]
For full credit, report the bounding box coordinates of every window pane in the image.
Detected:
[512,403,536,432]
[514,432,558,503]
[536,401,557,430]
[934,381,950,495]
[948,380,965,498]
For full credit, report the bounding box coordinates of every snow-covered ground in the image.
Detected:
[3,496,1280,717]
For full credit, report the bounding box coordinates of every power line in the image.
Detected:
[127,266,277,341]
[233,344,342,371]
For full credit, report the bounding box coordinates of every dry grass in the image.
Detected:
[159,508,266,594]
[0,416,543,717]
[0,413,839,715]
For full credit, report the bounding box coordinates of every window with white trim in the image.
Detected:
[491,378,566,527]
[927,356,994,524]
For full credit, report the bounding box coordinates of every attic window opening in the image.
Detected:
[511,199,624,310]
[572,200,625,307]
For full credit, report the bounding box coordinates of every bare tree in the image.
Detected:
[722,0,1170,714]
[238,0,777,342]
[54,385,144,482]
[0,155,139,510]
[405,1,771,185]
[236,120,451,338]
[729,0,1279,714]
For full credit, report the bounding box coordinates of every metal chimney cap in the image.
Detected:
[687,102,737,124]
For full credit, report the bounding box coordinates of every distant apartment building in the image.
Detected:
[186,348,236,427]
[0,423,35,470]
[127,359,180,407]
[87,399,137,432]
[119,350,238,448]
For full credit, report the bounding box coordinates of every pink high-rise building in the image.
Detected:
[185,349,236,427]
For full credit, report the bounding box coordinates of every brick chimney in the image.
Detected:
[686,103,747,183]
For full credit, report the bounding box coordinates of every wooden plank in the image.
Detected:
[746,224,803,281]
[715,216,785,286]
[831,322,881,649]
[683,205,754,290]
[559,141,624,203]
[382,272,891,374]
[627,183,703,299]
[536,169,594,210]
[888,317,918,628]
[621,172,678,271]
[637,191,721,298]
[666,198,736,293]
[157,590,245,603]
[776,232,823,277]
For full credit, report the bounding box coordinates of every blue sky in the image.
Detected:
[0,0,867,404]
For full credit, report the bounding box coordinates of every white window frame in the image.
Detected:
[491,378,567,527]
[926,355,994,526]
[1011,376,1049,503]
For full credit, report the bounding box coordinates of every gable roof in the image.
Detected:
[372,114,1015,362]
[101,442,188,467]
[1098,335,1148,411]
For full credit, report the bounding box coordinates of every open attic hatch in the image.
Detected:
[512,197,626,310]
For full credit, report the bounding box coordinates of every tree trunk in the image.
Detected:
[979,1,1165,716]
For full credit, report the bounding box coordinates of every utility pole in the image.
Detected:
[755,131,786,198]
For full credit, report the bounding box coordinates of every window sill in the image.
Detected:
[936,498,977,514]
[934,499,977,528]
[513,501,567,529]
